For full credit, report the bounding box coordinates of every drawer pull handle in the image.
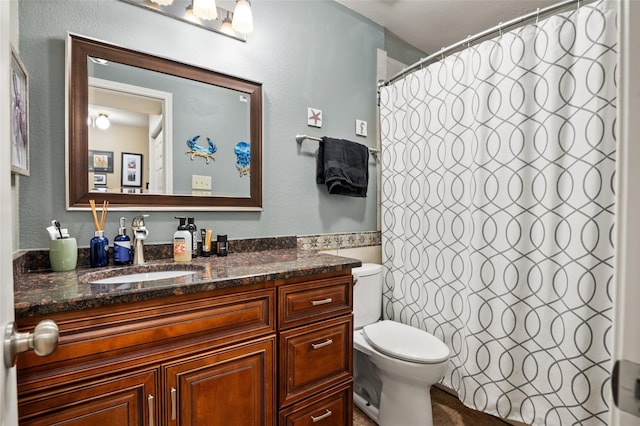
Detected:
[311,409,333,422]
[311,339,333,350]
[311,298,333,306]
[171,387,177,420]
[148,395,154,426]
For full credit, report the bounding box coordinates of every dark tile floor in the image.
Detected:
[353,386,511,426]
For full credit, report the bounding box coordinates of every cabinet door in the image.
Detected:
[18,369,158,426]
[164,336,275,426]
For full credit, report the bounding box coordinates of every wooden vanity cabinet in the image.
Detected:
[16,269,355,425]
[277,274,354,425]
[16,287,275,426]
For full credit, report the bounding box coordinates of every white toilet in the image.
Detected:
[352,263,450,426]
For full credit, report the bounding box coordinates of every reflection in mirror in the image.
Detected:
[88,76,173,194]
[67,34,262,210]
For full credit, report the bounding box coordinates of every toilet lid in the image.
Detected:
[362,320,450,364]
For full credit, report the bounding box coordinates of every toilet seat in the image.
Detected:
[362,320,449,364]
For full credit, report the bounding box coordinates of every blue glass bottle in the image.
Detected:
[90,230,109,267]
[113,217,131,265]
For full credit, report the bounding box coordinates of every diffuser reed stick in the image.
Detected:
[99,201,109,231]
[89,199,100,231]
[89,199,109,232]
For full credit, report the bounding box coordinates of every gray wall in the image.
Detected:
[384,29,427,65]
[18,0,384,249]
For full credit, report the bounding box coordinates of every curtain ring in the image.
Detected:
[441,48,445,61]
[466,35,472,48]
[535,8,540,25]
[498,22,503,38]
[577,0,580,9]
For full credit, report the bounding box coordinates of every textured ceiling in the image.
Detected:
[337,0,562,55]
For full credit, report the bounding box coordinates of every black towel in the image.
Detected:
[316,137,369,197]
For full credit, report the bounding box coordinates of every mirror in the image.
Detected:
[67,33,262,210]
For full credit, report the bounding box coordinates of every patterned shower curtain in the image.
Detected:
[379,1,616,425]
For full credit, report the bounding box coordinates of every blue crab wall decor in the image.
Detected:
[186,135,217,164]
[234,141,250,176]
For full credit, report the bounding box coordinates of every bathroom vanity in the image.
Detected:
[13,248,358,425]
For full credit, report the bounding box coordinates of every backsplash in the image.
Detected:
[14,236,298,275]
[13,232,380,275]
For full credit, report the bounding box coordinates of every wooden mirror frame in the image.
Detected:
[66,34,262,210]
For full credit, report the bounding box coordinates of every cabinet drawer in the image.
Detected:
[278,276,352,330]
[279,381,353,426]
[279,316,353,407]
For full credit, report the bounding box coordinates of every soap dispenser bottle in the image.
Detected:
[113,217,131,265]
[173,217,192,262]
[187,217,198,258]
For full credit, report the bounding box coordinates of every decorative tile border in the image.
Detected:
[297,231,381,251]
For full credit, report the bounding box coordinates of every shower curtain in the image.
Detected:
[379,1,616,425]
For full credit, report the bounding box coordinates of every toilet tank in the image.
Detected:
[352,263,383,329]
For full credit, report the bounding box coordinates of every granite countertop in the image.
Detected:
[14,249,362,319]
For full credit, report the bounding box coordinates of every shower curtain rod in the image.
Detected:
[379,0,590,87]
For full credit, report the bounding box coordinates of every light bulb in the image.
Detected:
[95,113,110,130]
[232,0,253,34]
[193,0,218,20]
[220,13,234,35]
[184,5,201,24]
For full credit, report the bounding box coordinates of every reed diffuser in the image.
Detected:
[89,200,109,267]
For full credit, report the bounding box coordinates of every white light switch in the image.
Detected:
[356,120,368,137]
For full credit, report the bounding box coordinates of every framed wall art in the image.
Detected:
[10,46,29,176]
[121,152,143,187]
[88,150,114,173]
[93,173,107,186]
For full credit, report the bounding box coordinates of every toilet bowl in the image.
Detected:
[352,264,450,426]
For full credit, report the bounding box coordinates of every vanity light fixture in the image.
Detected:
[220,12,234,35]
[150,0,173,5]
[193,0,217,20]
[95,113,111,130]
[232,0,254,34]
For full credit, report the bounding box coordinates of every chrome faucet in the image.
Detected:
[131,215,149,265]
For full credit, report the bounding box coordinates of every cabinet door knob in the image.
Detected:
[311,339,333,350]
[311,409,333,422]
[148,395,154,426]
[4,319,59,368]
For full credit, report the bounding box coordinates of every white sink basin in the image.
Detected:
[89,270,196,285]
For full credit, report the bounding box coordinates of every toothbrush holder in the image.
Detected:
[49,238,78,272]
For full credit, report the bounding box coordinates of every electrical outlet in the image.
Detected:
[192,175,212,190]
